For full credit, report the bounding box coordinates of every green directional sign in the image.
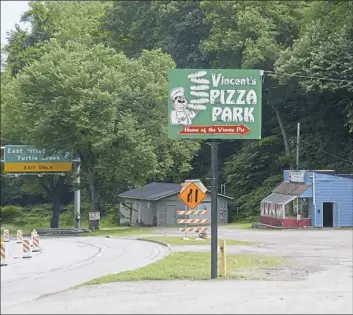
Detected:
[168,69,262,139]
[3,145,72,173]
[4,145,72,162]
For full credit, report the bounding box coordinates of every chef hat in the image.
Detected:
[170,87,185,100]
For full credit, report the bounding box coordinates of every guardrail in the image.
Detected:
[36,228,90,235]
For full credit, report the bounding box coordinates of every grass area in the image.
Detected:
[141,236,258,246]
[226,222,253,229]
[79,252,284,285]
[87,227,156,237]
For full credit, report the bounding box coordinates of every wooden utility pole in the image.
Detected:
[219,240,226,277]
[296,122,300,170]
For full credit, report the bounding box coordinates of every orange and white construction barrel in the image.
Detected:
[22,239,32,259]
[32,235,41,253]
[1,241,8,266]
[16,230,23,243]
[3,229,10,242]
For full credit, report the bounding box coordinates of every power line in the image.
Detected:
[264,70,353,84]
[299,137,353,164]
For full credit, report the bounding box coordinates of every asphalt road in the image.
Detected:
[9,265,352,314]
[2,228,352,314]
[1,236,170,314]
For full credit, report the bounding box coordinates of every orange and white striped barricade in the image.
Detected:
[16,230,23,243]
[1,241,8,266]
[32,235,41,253]
[30,229,38,246]
[3,229,10,242]
[176,210,208,239]
[22,239,32,259]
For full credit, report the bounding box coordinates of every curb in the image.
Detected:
[136,238,173,253]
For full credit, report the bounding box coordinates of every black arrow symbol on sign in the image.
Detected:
[187,189,199,203]
[187,189,193,202]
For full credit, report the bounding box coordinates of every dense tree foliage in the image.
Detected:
[102,1,209,68]
[1,0,352,225]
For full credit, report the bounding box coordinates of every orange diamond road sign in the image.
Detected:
[179,182,207,209]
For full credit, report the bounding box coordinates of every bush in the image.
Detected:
[0,205,24,222]
[0,201,121,229]
[230,174,282,222]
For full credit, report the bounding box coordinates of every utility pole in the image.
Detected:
[74,158,81,229]
[296,122,300,170]
[209,141,219,279]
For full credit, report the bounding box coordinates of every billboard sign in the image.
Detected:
[168,69,262,139]
[3,145,72,173]
[289,171,305,183]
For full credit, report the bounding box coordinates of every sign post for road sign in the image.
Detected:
[168,69,263,279]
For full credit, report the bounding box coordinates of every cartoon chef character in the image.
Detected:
[170,87,197,126]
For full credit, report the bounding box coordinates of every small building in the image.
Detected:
[119,182,233,226]
[260,170,353,228]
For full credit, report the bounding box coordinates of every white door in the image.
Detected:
[158,209,167,226]
[166,205,176,226]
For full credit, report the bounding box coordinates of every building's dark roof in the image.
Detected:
[119,182,180,201]
[119,182,233,201]
[273,182,311,196]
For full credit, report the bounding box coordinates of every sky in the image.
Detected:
[1,1,29,47]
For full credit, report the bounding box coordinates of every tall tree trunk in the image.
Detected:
[50,195,61,228]
[274,106,294,170]
[88,172,99,231]
[39,175,63,228]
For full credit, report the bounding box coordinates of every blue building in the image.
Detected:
[260,170,353,228]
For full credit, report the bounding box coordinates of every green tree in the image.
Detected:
[3,1,112,76]
[275,1,353,134]
[0,171,23,206]
[21,1,112,45]
[1,40,200,229]
[223,136,284,219]
[102,0,209,67]
[21,175,69,228]
[200,1,306,170]
[200,0,304,69]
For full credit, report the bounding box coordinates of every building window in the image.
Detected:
[285,202,296,218]
[285,198,312,218]
[299,198,312,218]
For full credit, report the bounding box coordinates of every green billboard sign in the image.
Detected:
[168,69,262,139]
